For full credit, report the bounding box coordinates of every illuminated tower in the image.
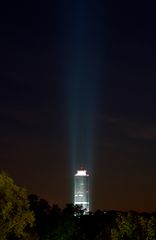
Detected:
[74,169,89,212]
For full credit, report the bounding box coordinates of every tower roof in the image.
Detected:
[75,170,89,176]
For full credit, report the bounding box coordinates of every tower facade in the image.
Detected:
[74,169,89,212]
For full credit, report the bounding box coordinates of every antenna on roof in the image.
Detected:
[80,165,84,170]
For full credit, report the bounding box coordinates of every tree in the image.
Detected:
[28,194,52,240]
[0,172,35,240]
[111,212,137,240]
[45,204,87,240]
[111,212,156,240]
[139,215,156,240]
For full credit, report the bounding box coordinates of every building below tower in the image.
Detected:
[74,169,89,213]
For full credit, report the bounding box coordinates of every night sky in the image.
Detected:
[0,0,156,212]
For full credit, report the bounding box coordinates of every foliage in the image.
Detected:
[111,212,156,240]
[0,172,35,240]
[28,194,52,240]
[139,215,156,240]
[45,204,86,240]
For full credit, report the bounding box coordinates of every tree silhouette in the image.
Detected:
[0,172,34,240]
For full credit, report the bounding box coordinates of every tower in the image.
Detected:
[74,169,89,212]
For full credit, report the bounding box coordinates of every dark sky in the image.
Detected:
[0,0,156,212]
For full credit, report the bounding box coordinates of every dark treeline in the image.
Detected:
[1,172,156,240]
[27,194,156,240]
[28,194,116,240]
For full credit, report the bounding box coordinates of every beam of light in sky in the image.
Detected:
[67,7,96,166]
[62,1,101,203]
